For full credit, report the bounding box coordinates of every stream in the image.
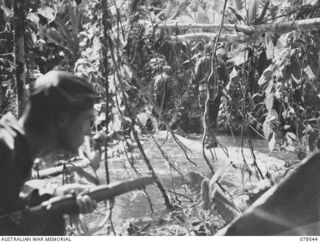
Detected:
[79,131,300,235]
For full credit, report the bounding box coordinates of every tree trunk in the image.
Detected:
[13,0,26,117]
[102,0,111,184]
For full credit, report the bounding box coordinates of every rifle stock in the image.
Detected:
[11,176,155,225]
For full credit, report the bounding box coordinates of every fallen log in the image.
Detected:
[139,20,254,34]
[168,32,258,44]
[148,17,320,35]
[143,18,320,43]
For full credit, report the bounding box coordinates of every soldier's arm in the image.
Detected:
[154,75,162,92]
[191,58,205,98]
[192,58,203,86]
[217,57,229,86]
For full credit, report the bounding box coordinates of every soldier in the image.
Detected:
[192,44,229,148]
[153,65,173,112]
[0,71,97,235]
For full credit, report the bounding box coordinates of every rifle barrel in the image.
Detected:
[11,177,155,223]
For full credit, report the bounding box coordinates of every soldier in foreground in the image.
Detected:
[0,71,97,235]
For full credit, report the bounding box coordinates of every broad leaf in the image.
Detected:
[41,27,67,49]
[248,0,259,25]
[30,32,37,45]
[0,0,12,17]
[89,150,102,172]
[283,124,291,130]
[258,66,273,86]
[268,132,276,152]
[263,119,272,139]
[304,66,316,80]
[26,13,40,25]
[265,92,274,112]
[228,45,249,66]
[290,55,301,83]
[286,132,297,140]
[38,6,56,23]
[285,132,296,145]
[270,109,279,121]
[265,33,275,60]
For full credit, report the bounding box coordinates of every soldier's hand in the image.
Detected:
[75,194,97,214]
[54,183,97,214]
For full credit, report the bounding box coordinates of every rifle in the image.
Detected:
[32,160,101,185]
[11,176,155,233]
[32,160,90,179]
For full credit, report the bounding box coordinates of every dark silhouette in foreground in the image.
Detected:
[217,152,320,235]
